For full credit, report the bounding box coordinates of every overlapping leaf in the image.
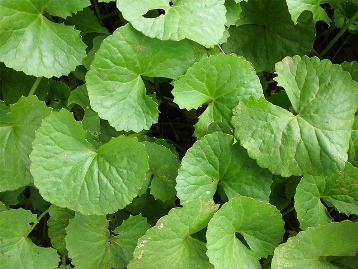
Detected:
[206,196,284,269]
[66,213,150,269]
[295,163,358,229]
[172,54,263,137]
[0,209,60,269]
[222,0,315,72]
[232,56,358,176]
[128,199,218,269]
[0,96,51,191]
[176,132,272,204]
[86,24,205,132]
[30,109,149,215]
[0,0,88,77]
[349,117,358,166]
[286,0,335,24]
[272,221,358,268]
[117,0,226,47]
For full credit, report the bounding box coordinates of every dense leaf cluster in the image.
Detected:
[1,0,358,268]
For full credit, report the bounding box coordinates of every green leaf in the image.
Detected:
[222,0,315,72]
[176,132,272,204]
[286,0,333,24]
[86,24,204,132]
[271,221,358,269]
[117,0,226,47]
[0,96,51,191]
[128,199,219,269]
[47,205,75,255]
[349,117,358,167]
[334,0,358,32]
[0,0,87,77]
[232,56,358,176]
[0,209,60,269]
[342,61,358,82]
[206,196,284,269]
[172,54,263,137]
[66,213,150,269]
[295,163,358,229]
[142,141,180,201]
[30,109,149,215]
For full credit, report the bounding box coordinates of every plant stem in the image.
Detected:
[28,77,43,96]
[319,10,358,58]
[24,208,49,238]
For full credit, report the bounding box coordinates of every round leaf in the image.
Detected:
[286,0,333,24]
[128,199,219,269]
[272,221,358,268]
[232,56,358,176]
[206,196,284,269]
[30,109,149,215]
[176,132,272,204]
[117,0,226,47]
[86,24,204,132]
[172,54,263,137]
[0,0,87,77]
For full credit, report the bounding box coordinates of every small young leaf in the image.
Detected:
[47,205,75,255]
[206,196,284,269]
[86,24,205,132]
[0,0,87,77]
[223,0,316,72]
[286,0,332,24]
[271,221,358,268]
[232,56,358,176]
[0,96,51,191]
[66,213,150,269]
[176,132,272,204]
[295,163,358,229]
[172,54,263,137]
[30,109,149,215]
[0,209,60,269]
[128,199,219,269]
[117,0,226,47]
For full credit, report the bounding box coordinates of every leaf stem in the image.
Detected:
[28,77,43,96]
[24,208,49,238]
[319,10,358,58]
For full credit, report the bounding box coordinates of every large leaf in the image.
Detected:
[0,209,60,269]
[172,54,263,137]
[295,163,358,229]
[66,213,150,269]
[272,221,358,268]
[206,196,284,269]
[128,199,218,269]
[176,132,272,204]
[232,56,358,176]
[86,24,205,132]
[117,0,226,47]
[0,0,88,77]
[0,96,51,191]
[30,109,149,215]
[222,0,315,72]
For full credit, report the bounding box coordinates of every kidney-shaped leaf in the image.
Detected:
[232,56,358,176]
[0,96,51,191]
[286,0,333,24]
[172,54,263,137]
[128,199,218,269]
[176,132,272,204]
[272,221,358,268]
[206,196,284,269]
[117,0,226,47]
[0,0,88,77]
[66,213,150,269]
[296,162,358,229]
[30,109,149,215]
[0,209,60,269]
[86,24,204,132]
[222,0,315,72]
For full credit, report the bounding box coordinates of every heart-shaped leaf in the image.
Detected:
[286,0,334,24]
[232,56,358,176]
[30,109,149,215]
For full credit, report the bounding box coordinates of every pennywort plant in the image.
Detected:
[1,0,358,268]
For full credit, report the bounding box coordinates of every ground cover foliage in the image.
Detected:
[1,0,358,268]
